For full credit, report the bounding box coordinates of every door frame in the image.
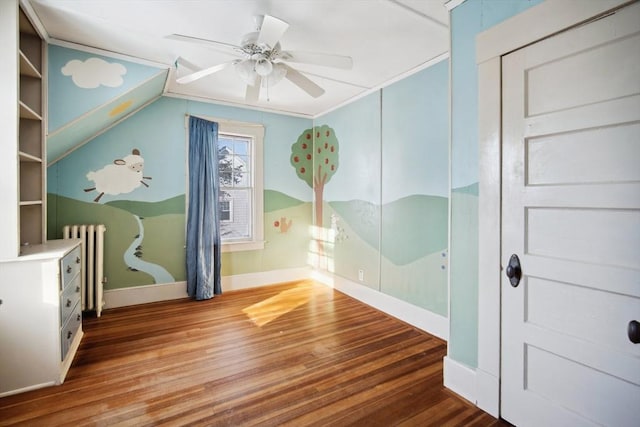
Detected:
[475,0,631,417]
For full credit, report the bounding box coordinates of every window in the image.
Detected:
[217,121,264,251]
[187,116,264,252]
[219,199,232,222]
[218,133,251,238]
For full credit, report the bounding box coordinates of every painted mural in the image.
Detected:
[315,60,450,316]
[48,45,163,133]
[46,41,449,317]
[48,95,313,290]
[47,45,167,164]
[85,148,151,202]
[291,125,340,227]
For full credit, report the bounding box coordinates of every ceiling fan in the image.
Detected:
[168,15,353,101]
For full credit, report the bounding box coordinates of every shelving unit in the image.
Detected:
[18,6,45,251]
[0,3,83,398]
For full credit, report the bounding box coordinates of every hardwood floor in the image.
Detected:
[0,280,508,426]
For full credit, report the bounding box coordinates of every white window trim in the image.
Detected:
[186,115,265,252]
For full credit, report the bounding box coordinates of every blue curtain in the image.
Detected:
[186,116,221,300]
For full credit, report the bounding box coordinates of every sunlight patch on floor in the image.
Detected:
[242,282,313,327]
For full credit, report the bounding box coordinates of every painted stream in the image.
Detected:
[123,215,175,283]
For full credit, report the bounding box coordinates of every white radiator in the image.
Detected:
[63,224,106,317]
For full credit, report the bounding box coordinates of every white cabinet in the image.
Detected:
[0,240,83,397]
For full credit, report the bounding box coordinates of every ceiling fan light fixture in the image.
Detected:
[235,59,258,86]
[254,58,273,76]
[265,63,287,86]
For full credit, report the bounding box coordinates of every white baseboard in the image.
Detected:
[222,267,312,292]
[0,380,56,398]
[311,270,449,341]
[443,356,477,405]
[475,368,499,417]
[104,281,188,309]
[103,267,312,309]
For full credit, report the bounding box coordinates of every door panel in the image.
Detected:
[526,344,638,426]
[526,123,640,185]
[527,277,640,357]
[501,3,640,426]
[527,207,639,267]
[527,32,640,115]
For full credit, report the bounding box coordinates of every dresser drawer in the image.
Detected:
[61,301,82,361]
[60,274,81,326]
[60,245,81,290]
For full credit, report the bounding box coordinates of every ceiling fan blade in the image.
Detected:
[280,51,353,69]
[177,61,234,84]
[175,56,200,71]
[282,64,325,98]
[256,15,289,49]
[246,76,262,102]
[166,33,241,53]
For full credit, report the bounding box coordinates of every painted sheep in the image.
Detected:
[84,148,152,202]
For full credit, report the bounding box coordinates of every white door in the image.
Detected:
[501,3,640,426]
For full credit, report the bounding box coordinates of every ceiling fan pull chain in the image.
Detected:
[266,78,270,102]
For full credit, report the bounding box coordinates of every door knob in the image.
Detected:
[506,254,522,287]
[629,320,640,344]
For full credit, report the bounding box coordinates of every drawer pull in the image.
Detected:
[67,331,73,339]
[76,256,81,264]
[76,286,81,293]
[66,266,72,274]
[66,299,72,307]
[77,314,81,321]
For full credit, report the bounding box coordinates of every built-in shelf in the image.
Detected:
[16,6,45,251]
[19,100,42,121]
[19,151,42,163]
[19,50,41,78]
[19,200,43,206]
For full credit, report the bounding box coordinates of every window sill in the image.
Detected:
[221,240,265,253]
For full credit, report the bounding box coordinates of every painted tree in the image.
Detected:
[290,125,339,227]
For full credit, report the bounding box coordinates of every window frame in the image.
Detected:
[186,115,264,253]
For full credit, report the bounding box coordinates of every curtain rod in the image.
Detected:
[185,113,264,128]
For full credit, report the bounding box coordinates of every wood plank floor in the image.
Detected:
[0,280,508,426]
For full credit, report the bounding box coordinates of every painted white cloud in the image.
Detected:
[61,57,127,89]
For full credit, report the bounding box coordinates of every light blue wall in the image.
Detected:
[380,60,449,315]
[318,92,382,205]
[449,0,544,368]
[48,45,163,133]
[316,59,450,316]
[382,61,449,201]
[49,97,312,205]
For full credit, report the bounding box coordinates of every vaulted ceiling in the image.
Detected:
[29,0,449,117]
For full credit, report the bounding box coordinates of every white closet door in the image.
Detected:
[501,3,640,426]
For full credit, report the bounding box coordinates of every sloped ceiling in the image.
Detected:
[28,0,449,117]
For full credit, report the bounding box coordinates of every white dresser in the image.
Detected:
[0,239,83,397]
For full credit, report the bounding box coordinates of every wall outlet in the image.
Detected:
[358,269,364,282]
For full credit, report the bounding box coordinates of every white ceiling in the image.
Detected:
[28,0,449,117]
